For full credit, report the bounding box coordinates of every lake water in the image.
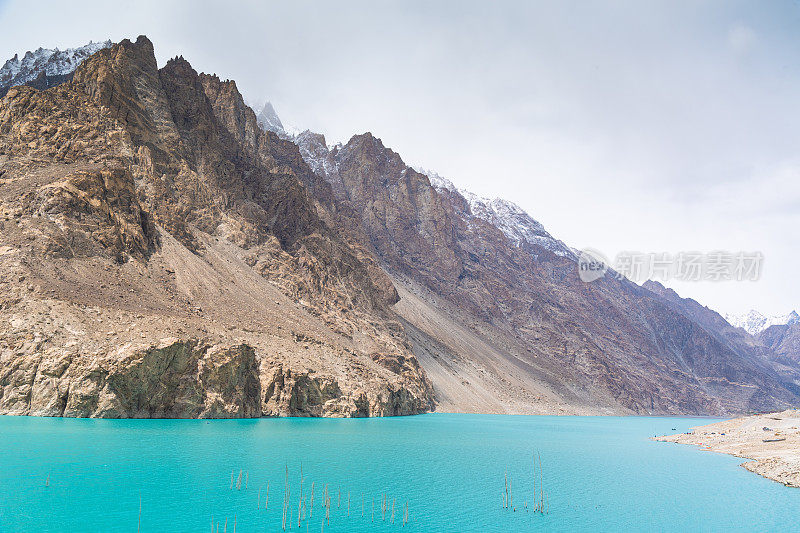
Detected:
[0,414,797,532]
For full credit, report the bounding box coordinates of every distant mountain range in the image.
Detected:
[724,310,800,335]
[0,40,111,97]
[0,37,797,418]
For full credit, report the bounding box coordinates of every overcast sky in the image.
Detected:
[1,0,798,316]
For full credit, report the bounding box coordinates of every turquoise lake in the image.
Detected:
[0,413,797,532]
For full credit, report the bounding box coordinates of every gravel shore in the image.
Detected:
[654,409,800,487]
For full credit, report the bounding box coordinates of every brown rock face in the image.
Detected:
[0,36,432,418]
[102,340,262,419]
[5,339,262,419]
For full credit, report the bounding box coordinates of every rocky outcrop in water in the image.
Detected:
[1,339,261,418]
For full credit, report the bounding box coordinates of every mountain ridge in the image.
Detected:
[0,36,798,417]
[0,40,111,98]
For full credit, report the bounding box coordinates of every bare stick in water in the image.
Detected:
[532,453,537,512]
[506,471,510,509]
[538,451,544,514]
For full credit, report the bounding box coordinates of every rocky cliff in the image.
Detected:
[0,37,432,418]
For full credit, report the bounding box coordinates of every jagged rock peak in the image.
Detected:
[293,127,574,258]
[296,129,327,146]
[294,130,331,176]
[256,101,284,135]
[348,132,388,150]
[165,53,193,67]
[339,132,407,169]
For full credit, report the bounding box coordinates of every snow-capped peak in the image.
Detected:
[415,167,457,193]
[1,40,111,91]
[251,100,306,140]
[256,101,284,135]
[464,190,575,259]
[723,309,800,335]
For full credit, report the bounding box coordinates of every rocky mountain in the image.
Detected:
[0,40,111,98]
[291,130,800,415]
[643,281,762,348]
[0,37,432,418]
[724,310,800,336]
[643,281,800,389]
[758,324,800,365]
[1,35,798,419]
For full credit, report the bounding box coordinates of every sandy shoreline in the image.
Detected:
[654,409,800,487]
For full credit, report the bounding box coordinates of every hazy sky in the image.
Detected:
[1,0,798,315]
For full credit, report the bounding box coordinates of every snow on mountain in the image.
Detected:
[419,167,576,259]
[251,100,306,141]
[724,309,800,335]
[418,168,457,193]
[294,130,341,178]
[255,101,285,135]
[0,40,111,92]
